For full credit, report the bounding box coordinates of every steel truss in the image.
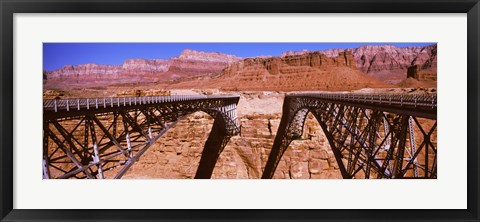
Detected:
[262,93,437,179]
[43,95,240,179]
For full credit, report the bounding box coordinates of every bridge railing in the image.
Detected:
[44,94,239,112]
[293,93,437,109]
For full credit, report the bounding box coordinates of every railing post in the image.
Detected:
[54,100,57,112]
[66,100,69,111]
[77,99,80,110]
[432,95,435,109]
[87,98,90,109]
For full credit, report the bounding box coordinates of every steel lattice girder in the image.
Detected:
[262,93,437,179]
[43,95,240,179]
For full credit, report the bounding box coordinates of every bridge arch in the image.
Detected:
[43,95,240,179]
[260,99,344,179]
[262,94,437,179]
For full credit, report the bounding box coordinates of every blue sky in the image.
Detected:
[43,43,435,71]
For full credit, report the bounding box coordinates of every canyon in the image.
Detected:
[46,90,344,179]
[43,44,437,179]
[45,44,437,90]
[45,88,436,179]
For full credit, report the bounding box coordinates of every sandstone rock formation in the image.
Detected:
[282,44,437,83]
[122,59,171,73]
[167,51,392,91]
[47,64,123,80]
[407,65,436,81]
[45,49,242,89]
[177,49,241,63]
[45,44,436,91]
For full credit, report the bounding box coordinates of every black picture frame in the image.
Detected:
[1,0,479,221]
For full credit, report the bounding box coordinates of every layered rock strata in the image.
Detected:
[45,49,242,88]
[168,51,391,91]
[282,44,437,83]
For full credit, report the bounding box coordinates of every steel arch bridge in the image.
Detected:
[262,93,437,179]
[43,95,240,179]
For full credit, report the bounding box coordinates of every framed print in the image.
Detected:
[1,0,479,221]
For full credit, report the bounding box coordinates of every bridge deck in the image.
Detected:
[290,93,437,119]
[44,95,240,116]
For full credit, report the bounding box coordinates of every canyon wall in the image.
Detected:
[167,51,391,91]
[47,64,123,80]
[282,44,437,83]
[45,49,242,88]
[121,93,342,179]
[222,51,356,78]
[123,113,342,179]
[407,65,437,81]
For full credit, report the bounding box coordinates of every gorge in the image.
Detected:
[43,44,437,179]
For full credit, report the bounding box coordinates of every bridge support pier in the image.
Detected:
[195,115,232,179]
[261,98,297,179]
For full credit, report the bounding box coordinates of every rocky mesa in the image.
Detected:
[167,51,393,91]
[45,49,242,88]
[282,44,437,83]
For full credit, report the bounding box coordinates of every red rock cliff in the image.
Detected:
[169,51,391,91]
[45,49,242,88]
[282,44,437,83]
